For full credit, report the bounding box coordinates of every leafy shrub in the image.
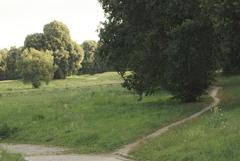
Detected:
[0,123,18,139]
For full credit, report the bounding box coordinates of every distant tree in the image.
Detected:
[0,49,8,80]
[81,40,98,73]
[19,48,54,88]
[68,42,85,75]
[164,19,218,102]
[5,47,22,80]
[24,33,46,51]
[24,20,84,79]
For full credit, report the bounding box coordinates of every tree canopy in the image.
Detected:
[98,0,219,102]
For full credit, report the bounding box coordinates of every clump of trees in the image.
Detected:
[0,20,85,88]
[18,49,54,88]
[0,47,22,81]
[24,20,84,79]
[98,0,239,102]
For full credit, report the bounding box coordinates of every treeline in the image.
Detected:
[98,0,240,102]
[0,21,106,88]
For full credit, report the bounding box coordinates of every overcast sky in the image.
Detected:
[0,0,105,49]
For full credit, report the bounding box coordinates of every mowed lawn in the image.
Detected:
[0,72,210,153]
[131,76,240,161]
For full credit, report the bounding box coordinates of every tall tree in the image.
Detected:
[98,0,218,102]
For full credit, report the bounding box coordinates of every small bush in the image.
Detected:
[0,123,18,139]
[32,114,45,121]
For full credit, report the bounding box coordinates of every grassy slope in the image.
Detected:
[131,76,240,161]
[0,72,209,153]
[0,149,25,161]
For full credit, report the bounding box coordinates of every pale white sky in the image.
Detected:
[0,0,105,49]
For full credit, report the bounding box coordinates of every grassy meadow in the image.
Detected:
[131,76,240,161]
[0,72,210,153]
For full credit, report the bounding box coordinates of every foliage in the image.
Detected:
[164,19,218,102]
[0,49,8,80]
[53,49,70,79]
[0,47,22,81]
[24,20,84,79]
[81,40,98,73]
[216,0,240,74]
[98,0,218,102]
[18,48,54,88]
[82,40,98,65]
[5,47,22,80]
[43,20,71,51]
[24,33,46,51]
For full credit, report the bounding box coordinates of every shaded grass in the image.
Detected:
[131,76,240,161]
[0,72,209,153]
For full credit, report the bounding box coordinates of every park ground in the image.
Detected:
[0,72,239,161]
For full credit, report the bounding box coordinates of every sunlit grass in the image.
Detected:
[131,76,240,161]
[0,72,210,153]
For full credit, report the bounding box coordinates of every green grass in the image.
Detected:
[131,75,240,161]
[0,72,210,153]
[0,150,25,161]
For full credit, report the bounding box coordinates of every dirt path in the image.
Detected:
[0,87,221,161]
[0,143,128,161]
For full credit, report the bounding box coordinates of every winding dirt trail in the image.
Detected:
[0,87,221,161]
